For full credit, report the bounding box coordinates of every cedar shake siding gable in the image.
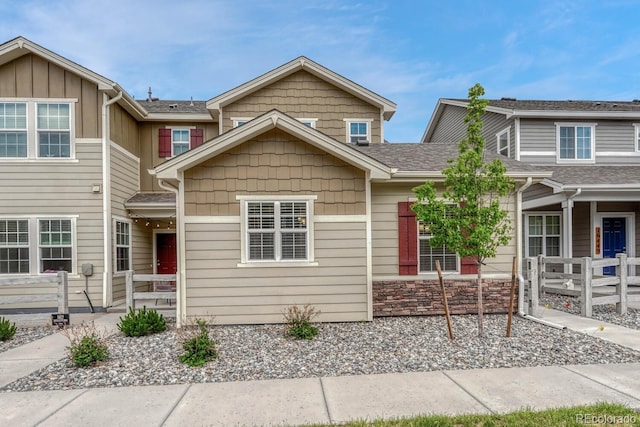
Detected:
[184,128,366,216]
[222,70,382,143]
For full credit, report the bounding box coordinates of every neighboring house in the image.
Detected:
[424,98,640,276]
[0,37,549,324]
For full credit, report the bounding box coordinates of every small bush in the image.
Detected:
[179,318,217,367]
[0,316,17,341]
[117,306,167,337]
[62,321,109,368]
[283,304,320,340]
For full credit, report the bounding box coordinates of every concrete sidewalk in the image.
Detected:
[0,309,639,426]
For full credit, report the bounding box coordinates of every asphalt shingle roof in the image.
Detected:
[542,165,640,186]
[125,192,176,205]
[137,100,208,114]
[447,98,640,112]
[350,142,545,175]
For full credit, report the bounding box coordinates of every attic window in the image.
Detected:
[345,119,372,144]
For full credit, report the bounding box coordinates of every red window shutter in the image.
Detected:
[460,256,478,274]
[190,128,204,149]
[398,201,418,275]
[158,128,172,158]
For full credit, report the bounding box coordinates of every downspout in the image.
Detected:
[101,90,123,308]
[515,177,566,329]
[157,178,181,326]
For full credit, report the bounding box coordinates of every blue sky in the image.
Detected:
[1,0,640,142]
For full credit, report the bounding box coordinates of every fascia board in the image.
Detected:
[206,57,396,119]
[154,111,392,180]
[8,37,115,90]
[508,110,640,119]
[420,99,445,142]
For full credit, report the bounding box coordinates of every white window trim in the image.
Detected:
[113,217,132,276]
[555,122,596,164]
[297,118,317,128]
[0,218,30,275]
[237,195,317,267]
[231,117,252,128]
[496,127,510,157]
[524,213,562,258]
[0,98,77,161]
[344,118,373,144]
[169,126,194,157]
[417,220,460,273]
[634,123,640,152]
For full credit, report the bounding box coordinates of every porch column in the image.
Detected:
[561,198,574,274]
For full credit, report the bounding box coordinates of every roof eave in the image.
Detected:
[509,110,640,119]
[144,113,215,122]
[206,57,396,120]
[154,111,392,180]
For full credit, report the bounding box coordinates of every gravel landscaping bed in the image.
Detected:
[2,314,640,392]
[540,294,640,330]
[0,325,56,354]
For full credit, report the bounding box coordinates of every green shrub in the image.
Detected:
[283,304,320,340]
[0,316,17,341]
[117,306,167,337]
[179,319,217,367]
[62,321,109,368]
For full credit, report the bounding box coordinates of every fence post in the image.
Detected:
[616,253,628,314]
[537,254,545,298]
[57,271,69,314]
[126,270,134,312]
[581,257,592,317]
[529,257,538,315]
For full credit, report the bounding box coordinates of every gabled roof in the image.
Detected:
[422,98,640,142]
[153,110,392,181]
[0,36,146,119]
[206,56,397,120]
[351,142,552,181]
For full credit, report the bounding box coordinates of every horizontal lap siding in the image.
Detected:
[371,183,517,277]
[0,142,104,310]
[184,221,367,324]
[110,147,143,302]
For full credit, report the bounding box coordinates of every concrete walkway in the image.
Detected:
[0,310,639,427]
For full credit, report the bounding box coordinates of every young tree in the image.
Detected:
[412,83,514,336]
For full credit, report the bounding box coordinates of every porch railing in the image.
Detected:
[0,271,69,314]
[526,254,640,317]
[125,270,176,311]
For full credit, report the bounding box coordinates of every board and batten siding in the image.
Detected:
[0,53,101,138]
[138,122,218,192]
[371,182,517,277]
[184,220,368,324]
[222,70,382,144]
[0,141,104,309]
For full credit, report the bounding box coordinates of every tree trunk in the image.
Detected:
[477,262,484,336]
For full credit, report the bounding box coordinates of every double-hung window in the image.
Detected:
[0,103,28,157]
[242,198,313,263]
[497,128,510,157]
[39,219,73,273]
[0,219,30,274]
[0,100,74,159]
[526,214,561,257]
[556,123,595,162]
[418,221,458,272]
[345,119,372,143]
[172,129,190,156]
[37,103,71,158]
[115,220,131,272]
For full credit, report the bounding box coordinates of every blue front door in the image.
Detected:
[602,217,626,275]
